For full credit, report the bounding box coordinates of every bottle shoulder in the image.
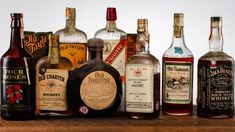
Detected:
[55,28,87,43]
[127,52,160,65]
[1,47,33,59]
[94,28,127,40]
[163,44,193,58]
[199,51,234,62]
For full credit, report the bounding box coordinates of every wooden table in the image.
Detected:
[0,112,235,132]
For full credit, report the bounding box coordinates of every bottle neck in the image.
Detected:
[136,32,150,53]
[10,27,24,50]
[209,26,223,52]
[89,50,103,61]
[48,45,59,64]
[171,26,186,47]
[65,19,76,32]
[106,20,117,32]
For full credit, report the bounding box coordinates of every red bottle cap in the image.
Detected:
[106,7,117,21]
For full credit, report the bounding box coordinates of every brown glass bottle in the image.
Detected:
[0,13,35,120]
[197,17,234,118]
[67,38,122,117]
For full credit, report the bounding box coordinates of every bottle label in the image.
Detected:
[37,69,68,111]
[163,61,192,104]
[126,64,154,113]
[1,67,31,110]
[198,64,233,110]
[59,43,87,70]
[103,39,127,77]
[80,71,117,110]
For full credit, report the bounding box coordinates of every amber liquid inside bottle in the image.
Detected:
[0,13,35,120]
[162,57,193,115]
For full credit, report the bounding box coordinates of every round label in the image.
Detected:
[80,71,117,110]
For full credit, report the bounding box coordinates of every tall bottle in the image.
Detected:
[197,17,234,118]
[126,19,160,119]
[55,7,87,71]
[162,13,194,115]
[0,13,35,120]
[36,34,72,116]
[94,7,127,112]
[67,38,122,117]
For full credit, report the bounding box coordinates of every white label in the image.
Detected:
[126,64,154,113]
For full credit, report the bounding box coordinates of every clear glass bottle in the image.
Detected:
[36,34,72,116]
[0,13,35,120]
[55,7,87,71]
[94,7,127,112]
[197,17,234,118]
[162,13,194,115]
[67,38,122,117]
[126,19,160,119]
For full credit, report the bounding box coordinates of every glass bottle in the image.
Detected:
[0,13,35,120]
[197,17,234,118]
[126,19,160,119]
[94,7,127,112]
[36,34,72,116]
[162,13,194,115]
[55,7,87,71]
[67,38,122,117]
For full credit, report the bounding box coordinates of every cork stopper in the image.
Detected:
[211,16,222,27]
[137,19,148,33]
[106,7,117,21]
[88,38,104,51]
[66,7,76,20]
[174,13,184,27]
[49,34,59,47]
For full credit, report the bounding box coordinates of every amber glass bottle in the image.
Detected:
[0,13,35,120]
[67,38,122,117]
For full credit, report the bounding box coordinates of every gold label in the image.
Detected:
[174,27,182,38]
[60,43,87,70]
[80,71,117,110]
[126,64,154,113]
[163,62,192,104]
[103,39,127,77]
[37,69,68,111]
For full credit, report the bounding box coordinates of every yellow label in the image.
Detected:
[80,71,117,110]
[37,69,68,111]
[60,43,87,69]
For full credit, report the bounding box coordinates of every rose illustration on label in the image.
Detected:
[6,84,23,105]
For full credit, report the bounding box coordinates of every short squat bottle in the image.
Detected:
[126,19,161,119]
[0,13,35,120]
[67,38,122,117]
[162,13,193,115]
[197,17,234,118]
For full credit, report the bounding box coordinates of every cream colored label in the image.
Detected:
[126,64,154,113]
[103,40,126,76]
[163,62,192,104]
[60,43,86,69]
[37,69,68,111]
[80,71,117,110]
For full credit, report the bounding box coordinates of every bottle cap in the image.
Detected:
[137,19,148,33]
[66,7,76,20]
[106,7,117,21]
[211,16,222,27]
[49,34,59,47]
[10,13,24,28]
[174,13,184,27]
[88,38,104,51]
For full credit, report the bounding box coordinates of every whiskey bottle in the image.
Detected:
[55,7,87,71]
[36,34,72,116]
[67,38,122,117]
[197,17,234,118]
[94,7,127,112]
[162,13,194,115]
[126,19,160,119]
[0,13,35,120]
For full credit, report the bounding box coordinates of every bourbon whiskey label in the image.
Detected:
[126,64,154,113]
[60,43,87,69]
[80,71,117,110]
[198,64,233,110]
[1,67,31,110]
[37,69,68,111]
[163,62,192,104]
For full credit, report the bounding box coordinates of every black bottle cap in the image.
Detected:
[88,38,104,51]
[10,13,24,28]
